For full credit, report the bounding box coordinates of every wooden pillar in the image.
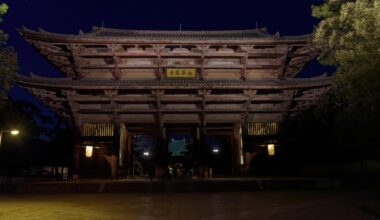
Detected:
[230,134,236,175]
[196,126,209,177]
[155,126,168,178]
[104,122,120,178]
[127,135,133,177]
[118,123,127,175]
[233,123,245,174]
[71,127,82,180]
[195,127,201,174]
[72,144,80,180]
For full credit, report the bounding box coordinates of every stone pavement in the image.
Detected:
[9,177,380,194]
[0,191,379,220]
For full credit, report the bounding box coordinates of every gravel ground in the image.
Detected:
[0,191,379,220]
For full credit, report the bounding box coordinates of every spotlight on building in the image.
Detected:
[143,151,150,157]
[85,145,94,158]
[267,144,275,156]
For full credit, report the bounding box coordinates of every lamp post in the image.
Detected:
[0,129,19,176]
[0,129,19,150]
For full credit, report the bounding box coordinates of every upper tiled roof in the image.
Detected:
[84,26,276,40]
[19,26,311,43]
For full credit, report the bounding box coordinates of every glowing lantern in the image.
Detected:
[267,144,275,156]
[85,145,94,158]
[10,130,19,135]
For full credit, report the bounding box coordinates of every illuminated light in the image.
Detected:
[143,152,150,156]
[248,122,279,136]
[238,123,244,165]
[267,144,275,156]
[81,123,114,137]
[85,145,94,158]
[10,130,19,135]
[212,148,220,154]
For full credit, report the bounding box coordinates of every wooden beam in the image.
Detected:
[154,44,165,80]
[152,90,164,126]
[109,44,124,80]
[243,90,257,126]
[199,89,211,127]
[62,90,82,126]
[241,55,248,80]
[69,44,86,79]
[104,90,120,122]
[276,45,291,79]
[197,45,209,80]
[111,57,122,80]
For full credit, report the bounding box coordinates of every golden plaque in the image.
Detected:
[165,68,196,78]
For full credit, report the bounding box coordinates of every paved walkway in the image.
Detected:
[12,177,356,193]
[0,191,379,220]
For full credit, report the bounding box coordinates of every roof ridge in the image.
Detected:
[89,26,270,35]
[84,26,275,39]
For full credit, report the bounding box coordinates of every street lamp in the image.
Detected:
[0,129,20,149]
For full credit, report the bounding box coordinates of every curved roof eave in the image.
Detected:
[16,74,331,91]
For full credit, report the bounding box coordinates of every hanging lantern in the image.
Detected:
[85,145,94,158]
[267,144,275,156]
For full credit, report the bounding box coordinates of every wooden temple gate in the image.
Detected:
[16,26,330,178]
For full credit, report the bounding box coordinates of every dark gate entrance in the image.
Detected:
[204,135,233,176]
[129,134,157,177]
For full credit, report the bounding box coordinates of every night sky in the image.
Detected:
[1,0,332,100]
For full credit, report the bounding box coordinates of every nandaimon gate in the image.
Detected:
[17,27,330,178]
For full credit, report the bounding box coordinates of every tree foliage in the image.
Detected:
[0,3,17,106]
[312,0,380,67]
[312,0,380,159]
[0,3,8,17]
[312,0,380,115]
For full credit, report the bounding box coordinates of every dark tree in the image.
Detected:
[0,3,17,106]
